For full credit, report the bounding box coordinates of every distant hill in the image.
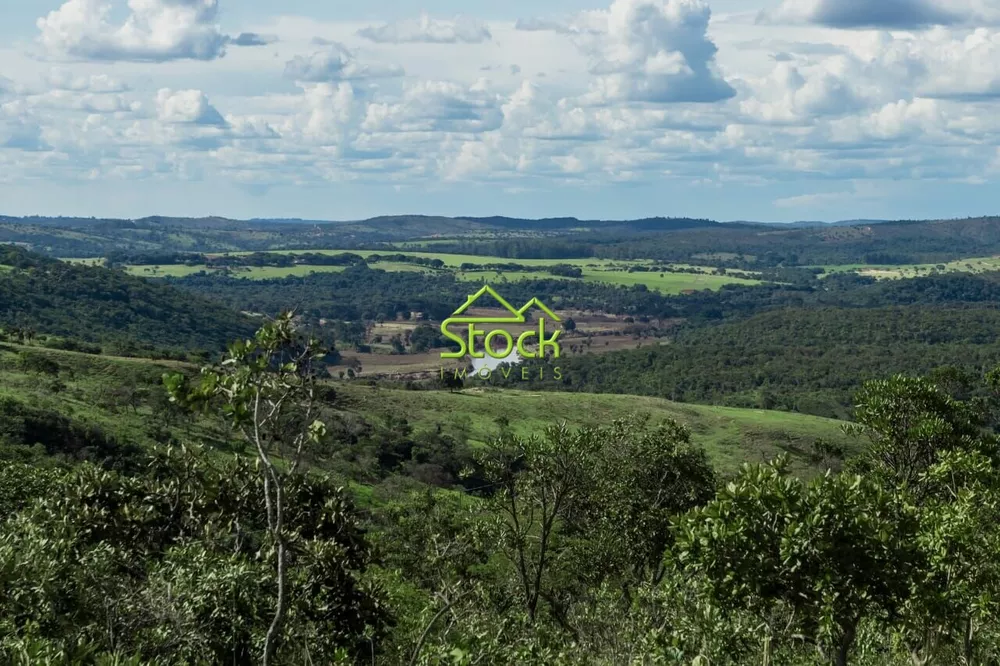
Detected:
[2,213,1000,266]
[0,245,255,353]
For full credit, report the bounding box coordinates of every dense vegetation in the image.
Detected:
[0,246,255,356]
[12,212,1000,663]
[9,213,1000,267]
[5,316,1000,664]
[515,305,1000,419]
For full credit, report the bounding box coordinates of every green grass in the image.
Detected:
[457,268,760,294]
[113,250,763,293]
[816,255,1000,279]
[0,342,213,453]
[338,384,857,477]
[63,258,105,266]
[0,341,859,477]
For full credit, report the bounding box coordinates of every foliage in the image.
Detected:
[0,245,254,354]
[0,449,384,664]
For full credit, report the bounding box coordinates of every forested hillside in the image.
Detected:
[3,315,1000,665]
[8,213,1000,267]
[0,246,254,355]
[518,306,1000,418]
[8,211,1000,664]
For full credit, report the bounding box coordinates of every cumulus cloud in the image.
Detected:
[740,59,867,124]
[47,69,128,93]
[230,32,277,47]
[281,82,366,150]
[362,80,503,133]
[827,98,944,143]
[12,0,1000,201]
[358,14,492,44]
[575,0,736,104]
[284,44,404,82]
[1,122,52,152]
[37,0,228,62]
[762,0,979,29]
[155,88,226,125]
[917,29,1000,99]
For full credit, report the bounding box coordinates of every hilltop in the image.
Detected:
[5,213,1000,266]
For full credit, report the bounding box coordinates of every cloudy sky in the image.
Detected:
[1,0,1000,222]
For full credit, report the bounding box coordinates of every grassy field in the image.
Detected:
[0,341,857,478]
[338,384,858,477]
[98,249,764,294]
[454,267,760,293]
[817,255,1000,279]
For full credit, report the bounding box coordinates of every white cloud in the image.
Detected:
[7,0,1000,212]
[362,80,503,133]
[282,82,365,149]
[1,121,52,152]
[358,14,492,44]
[739,59,866,124]
[574,0,736,104]
[37,0,228,62]
[826,98,944,143]
[761,0,1000,28]
[47,69,129,93]
[284,44,404,82]
[155,88,225,125]
[916,29,1000,99]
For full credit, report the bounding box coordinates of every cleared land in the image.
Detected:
[817,255,1000,279]
[337,306,675,377]
[91,250,764,294]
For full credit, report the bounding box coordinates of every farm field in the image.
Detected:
[817,255,1000,279]
[342,307,674,377]
[82,250,765,294]
[120,262,430,279]
[338,384,858,477]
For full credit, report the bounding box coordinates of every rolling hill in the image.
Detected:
[0,245,255,354]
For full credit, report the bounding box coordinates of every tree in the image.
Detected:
[676,458,915,666]
[846,375,989,492]
[586,417,715,588]
[899,449,1000,665]
[562,317,577,332]
[440,371,464,392]
[164,312,329,666]
[478,424,600,624]
[847,372,1000,664]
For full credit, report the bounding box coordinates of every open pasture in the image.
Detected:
[117,250,764,293]
[817,255,1000,279]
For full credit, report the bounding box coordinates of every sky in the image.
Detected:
[1,0,1000,222]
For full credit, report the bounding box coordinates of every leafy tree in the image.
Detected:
[164,312,331,665]
[478,424,600,624]
[676,458,915,666]
[846,375,990,492]
[585,417,716,588]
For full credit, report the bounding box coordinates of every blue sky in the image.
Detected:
[1,0,999,222]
